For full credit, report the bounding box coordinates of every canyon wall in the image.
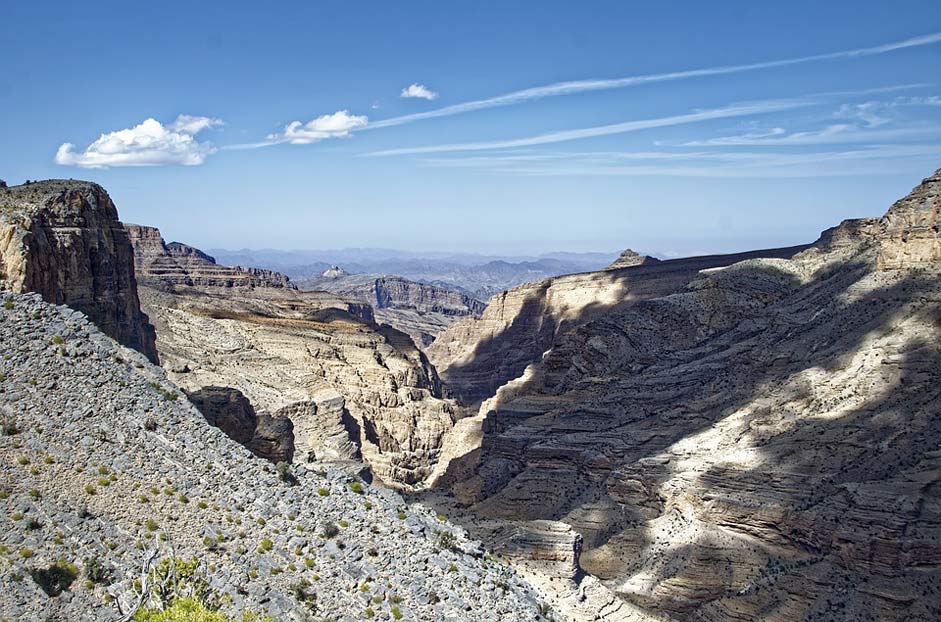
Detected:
[426,170,941,621]
[131,226,457,487]
[0,180,158,362]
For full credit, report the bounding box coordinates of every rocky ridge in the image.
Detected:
[424,170,941,621]
[130,225,458,488]
[299,271,486,346]
[0,292,556,622]
[0,180,158,363]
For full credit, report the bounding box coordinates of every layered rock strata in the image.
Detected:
[131,227,457,487]
[426,170,941,621]
[0,180,158,362]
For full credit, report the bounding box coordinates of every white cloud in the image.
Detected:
[55,114,222,168]
[363,33,941,129]
[263,111,368,145]
[365,99,811,156]
[400,83,438,100]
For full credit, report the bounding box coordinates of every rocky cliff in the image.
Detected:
[0,292,556,622]
[425,170,941,621]
[299,271,486,346]
[131,227,457,488]
[126,223,294,289]
[0,180,158,362]
[427,243,809,405]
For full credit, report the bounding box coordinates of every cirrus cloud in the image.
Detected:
[400,83,438,100]
[55,114,222,168]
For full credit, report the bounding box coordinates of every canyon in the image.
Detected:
[1,170,939,621]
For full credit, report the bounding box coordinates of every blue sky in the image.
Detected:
[2,1,940,256]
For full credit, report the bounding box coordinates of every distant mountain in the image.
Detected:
[208,248,619,300]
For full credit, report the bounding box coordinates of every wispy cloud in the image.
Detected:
[421,144,941,178]
[227,110,368,149]
[680,123,940,146]
[364,32,941,130]
[400,83,438,100]
[365,99,811,156]
[55,114,222,168]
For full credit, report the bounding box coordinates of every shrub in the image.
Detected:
[348,481,364,494]
[83,556,111,585]
[29,559,78,596]
[52,336,64,345]
[397,511,406,520]
[16,456,29,465]
[84,484,96,495]
[178,494,190,504]
[257,538,273,553]
[316,487,330,497]
[276,462,297,486]
[25,518,42,531]
[28,489,40,499]
[19,547,34,558]
[145,519,159,532]
[144,417,158,432]
[338,520,349,528]
[320,522,339,539]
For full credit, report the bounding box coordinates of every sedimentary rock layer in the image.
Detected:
[427,169,941,621]
[0,180,158,362]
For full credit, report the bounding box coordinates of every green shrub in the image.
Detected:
[84,484,96,495]
[83,556,111,585]
[348,481,364,494]
[52,336,64,345]
[257,538,273,553]
[133,596,227,622]
[145,519,159,532]
[276,462,297,485]
[316,487,330,497]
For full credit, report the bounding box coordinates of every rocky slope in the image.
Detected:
[0,181,158,362]
[131,226,457,488]
[425,170,941,621]
[0,292,556,622]
[299,270,486,346]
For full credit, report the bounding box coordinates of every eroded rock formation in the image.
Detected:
[427,170,941,621]
[131,226,457,487]
[0,180,158,362]
[299,271,486,346]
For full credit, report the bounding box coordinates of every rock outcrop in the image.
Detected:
[426,169,941,622]
[186,386,295,463]
[131,227,457,488]
[0,292,556,622]
[126,223,294,289]
[605,249,660,270]
[427,243,809,405]
[0,180,158,362]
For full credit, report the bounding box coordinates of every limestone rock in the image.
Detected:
[186,385,258,445]
[246,414,295,463]
[0,180,158,362]
[428,169,941,621]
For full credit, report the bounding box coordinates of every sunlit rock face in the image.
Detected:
[429,170,941,621]
[130,225,456,487]
[0,180,158,362]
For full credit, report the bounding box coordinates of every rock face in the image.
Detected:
[0,292,556,622]
[0,180,158,362]
[185,386,295,463]
[298,271,486,346]
[126,223,294,289]
[132,226,457,488]
[427,169,941,621]
[427,243,809,405]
